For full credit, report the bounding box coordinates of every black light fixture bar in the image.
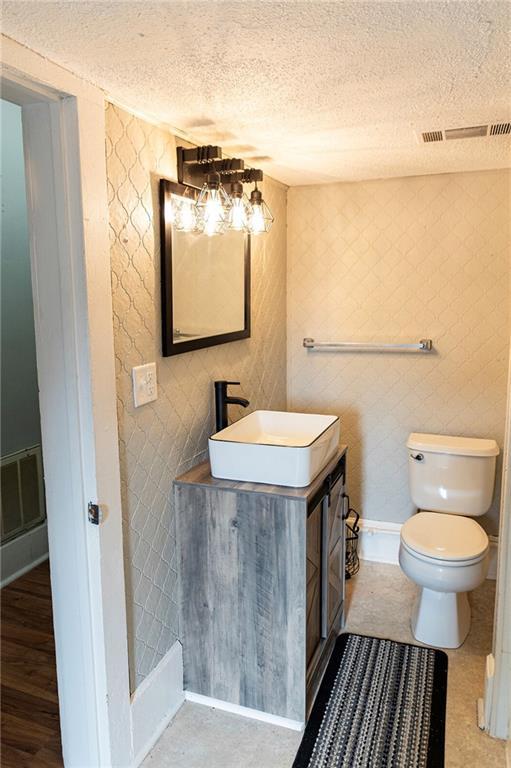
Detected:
[222,170,264,188]
[177,144,264,189]
[187,158,245,176]
[240,169,264,183]
[179,145,223,163]
[177,145,223,186]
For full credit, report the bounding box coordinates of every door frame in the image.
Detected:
[1,36,132,766]
[484,343,511,741]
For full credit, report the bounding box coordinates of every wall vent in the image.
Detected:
[490,122,511,136]
[422,130,443,143]
[1,445,45,544]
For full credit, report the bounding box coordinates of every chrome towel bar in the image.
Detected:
[303,338,433,352]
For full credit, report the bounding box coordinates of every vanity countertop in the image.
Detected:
[175,444,347,501]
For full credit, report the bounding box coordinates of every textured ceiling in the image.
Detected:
[2,1,511,185]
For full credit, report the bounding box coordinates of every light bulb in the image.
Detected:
[177,198,197,232]
[230,199,248,231]
[228,182,250,232]
[195,174,231,236]
[165,195,178,224]
[203,190,224,236]
[248,203,265,234]
[247,184,274,235]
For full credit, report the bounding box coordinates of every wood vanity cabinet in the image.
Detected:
[175,447,347,725]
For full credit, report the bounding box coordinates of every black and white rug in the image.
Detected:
[293,633,448,768]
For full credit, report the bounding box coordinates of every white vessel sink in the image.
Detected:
[209,410,340,487]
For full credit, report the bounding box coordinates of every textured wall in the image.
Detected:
[105,103,287,690]
[288,170,510,535]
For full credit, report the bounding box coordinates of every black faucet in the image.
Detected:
[214,381,250,433]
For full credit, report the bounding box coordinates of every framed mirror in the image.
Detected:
[159,179,251,357]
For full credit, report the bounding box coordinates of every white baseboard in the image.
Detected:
[184,691,304,732]
[357,519,402,566]
[131,640,184,767]
[357,518,499,579]
[483,653,495,733]
[1,522,49,588]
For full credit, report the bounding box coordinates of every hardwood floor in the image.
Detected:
[1,561,63,767]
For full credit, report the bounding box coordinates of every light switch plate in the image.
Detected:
[132,362,157,407]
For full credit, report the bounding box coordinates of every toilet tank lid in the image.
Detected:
[407,433,499,457]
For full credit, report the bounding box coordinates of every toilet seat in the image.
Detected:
[401,511,488,563]
[400,539,488,568]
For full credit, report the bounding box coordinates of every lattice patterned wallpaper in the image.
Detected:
[288,170,510,535]
[105,103,287,690]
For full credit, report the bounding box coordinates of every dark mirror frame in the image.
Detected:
[159,178,251,357]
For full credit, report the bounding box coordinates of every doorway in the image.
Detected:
[1,98,47,583]
[0,96,61,765]
[1,42,132,767]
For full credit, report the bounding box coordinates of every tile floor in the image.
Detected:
[142,561,506,768]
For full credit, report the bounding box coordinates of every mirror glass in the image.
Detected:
[160,180,250,356]
[172,229,245,342]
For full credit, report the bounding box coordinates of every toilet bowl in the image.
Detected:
[399,512,489,647]
[400,432,498,649]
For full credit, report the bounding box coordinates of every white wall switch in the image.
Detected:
[132,363,158,407]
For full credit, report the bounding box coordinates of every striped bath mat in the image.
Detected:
[293,633,447,768]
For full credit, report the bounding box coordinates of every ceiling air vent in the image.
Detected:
[419,122,511,144]
[422,130,443,143]
[490,122,511,136]
[445,125,488,140]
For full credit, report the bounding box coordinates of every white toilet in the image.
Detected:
[399,432,499,649]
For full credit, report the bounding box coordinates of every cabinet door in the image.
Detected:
[327,476,345,630]
[306,500,322,667]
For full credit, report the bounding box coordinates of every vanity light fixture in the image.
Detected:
[174,144,275,236]
[247,182,274,235]
[195,172,232,236]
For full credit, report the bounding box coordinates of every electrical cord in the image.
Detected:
[343,493,360,579]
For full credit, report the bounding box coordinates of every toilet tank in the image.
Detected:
[407,433,499,516]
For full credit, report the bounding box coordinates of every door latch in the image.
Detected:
[88,502,102,525]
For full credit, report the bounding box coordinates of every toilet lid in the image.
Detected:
[401,512,488,561]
